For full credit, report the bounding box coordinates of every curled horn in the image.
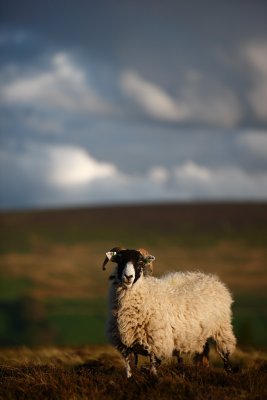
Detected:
[138,248,155,276]
[102,246,124,271]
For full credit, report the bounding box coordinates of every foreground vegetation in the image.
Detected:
[0,345,267,400]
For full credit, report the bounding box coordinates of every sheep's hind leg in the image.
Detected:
[150,353,161,375]
[215,342,233,373]
[194,341,210,367]
[214,330,235,373]
[221,351,232,373]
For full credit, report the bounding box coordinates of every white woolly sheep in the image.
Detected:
[103,248,236,378]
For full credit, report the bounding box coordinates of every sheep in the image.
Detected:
[103,248,236,378]
[102,246,154,371]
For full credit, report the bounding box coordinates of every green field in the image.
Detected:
[0,202,266,348]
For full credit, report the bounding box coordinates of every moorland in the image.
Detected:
[0,202,267,399]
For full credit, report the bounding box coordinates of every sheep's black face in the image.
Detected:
[105,249,155,288]
[115,250,144,288]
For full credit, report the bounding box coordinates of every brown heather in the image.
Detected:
[0,346,267,400]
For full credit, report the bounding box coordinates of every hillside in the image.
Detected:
[0,202,266,348]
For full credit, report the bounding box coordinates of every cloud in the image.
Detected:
[1,53,112,115]
[172,161,267,199]
[180,71,242,128]
[120,70,189,122]
[1,144,267,210]
[0,143,119,188]
[237,131,267,158]
[46,145,118,186]
[173,161,211,183]
[243,43,267,120]
[120,70,242,127]
[148,166,170,184]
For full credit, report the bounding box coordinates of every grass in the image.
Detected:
[1,202,267,253]
[1,291,265,349]
[0,277,32,301]
[46,298,108,345]
[0,346,267,400]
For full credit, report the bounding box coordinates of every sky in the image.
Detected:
[0,0,267,210]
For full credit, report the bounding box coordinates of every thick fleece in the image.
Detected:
[113,272,236,361]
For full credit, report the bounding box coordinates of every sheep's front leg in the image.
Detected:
[134,352,138,367]
[150,353,161,375]
[121,348,133,378]
[126,354,132,378]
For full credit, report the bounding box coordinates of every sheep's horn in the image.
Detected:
[102,256,110,271]
[102,246,124,271]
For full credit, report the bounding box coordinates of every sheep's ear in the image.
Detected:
[143,255,156,264]
[142,254,155,276]
[106,251,117,260]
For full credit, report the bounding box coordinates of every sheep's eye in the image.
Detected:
[113,254,122,262]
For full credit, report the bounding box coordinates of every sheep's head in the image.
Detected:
[102,248,155,288]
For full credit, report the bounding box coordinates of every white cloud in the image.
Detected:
[1,53,112,115]
[237,131,267,158]
[120,69,242,127]
[1,146,267,209]
[148,166,170,184]
[243,43,267,120]
[120,70,189,122]
[47,145,118,186]
[173,161,211,183]
[173,161,267,198]
[0,143,119,187]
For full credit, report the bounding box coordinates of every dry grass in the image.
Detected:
[0,241,266,299]
[0,346,267,400]
[1,202,267,299]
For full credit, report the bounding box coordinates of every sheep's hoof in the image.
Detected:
[126,370,132,378]
[225,364,233,374]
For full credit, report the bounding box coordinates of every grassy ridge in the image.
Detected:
[0,202,266,348]
[1,202,267,252]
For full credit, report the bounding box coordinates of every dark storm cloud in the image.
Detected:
[0,0,267,209]
[1,0,267,127]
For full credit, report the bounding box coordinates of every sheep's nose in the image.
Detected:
[124,274,133,281]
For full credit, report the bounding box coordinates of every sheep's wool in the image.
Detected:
[112,272,236,360]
